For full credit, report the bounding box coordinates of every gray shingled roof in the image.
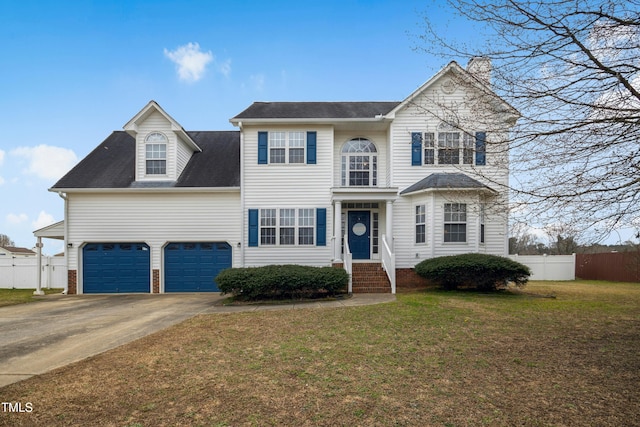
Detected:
[400,173,494,195]
[52,131,240,189]
[1,246,36,255]
[232,102,401,120]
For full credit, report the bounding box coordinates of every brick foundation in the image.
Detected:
[396,268,435,292]
[333,263,436,293]
[152,269,160,293]
[67,270,77,295]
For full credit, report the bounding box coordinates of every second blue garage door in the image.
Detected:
[164,242,232,292]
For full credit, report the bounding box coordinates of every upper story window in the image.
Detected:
[412,128,486,167]
[258,131,316,165]
[145,132,167,175]
[268,131,305,164]
[341,138,377,187]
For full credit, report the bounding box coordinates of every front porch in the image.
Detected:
[331,187,398,293]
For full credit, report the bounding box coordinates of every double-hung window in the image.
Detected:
[415,205,426,244]
[145,132,167,175]
[298,209,315,245]
[260,209,277,245]
[259,208,315,246]
[438,130,460,165]
[279,209,296,245]
[444,203,467,243]
[268,131,305,164]
[412,127,486,166]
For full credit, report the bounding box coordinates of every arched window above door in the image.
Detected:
[341,138,377,186]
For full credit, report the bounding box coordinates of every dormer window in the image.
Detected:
[145,132,167,175]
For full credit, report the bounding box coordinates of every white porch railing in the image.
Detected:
[381,235,396,294]
[343,233,353,293]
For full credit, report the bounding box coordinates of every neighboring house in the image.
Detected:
[51,59,518,294]
[0,246,37,257]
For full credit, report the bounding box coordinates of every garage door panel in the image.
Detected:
[83,243,150,293]
[165,242,231,292]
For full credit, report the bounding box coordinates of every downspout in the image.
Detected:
[57,191,69,294]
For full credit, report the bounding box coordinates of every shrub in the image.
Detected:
[415,253,530,291]
[215,264,349,300]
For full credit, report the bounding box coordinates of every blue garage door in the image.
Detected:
[165,242,232,292]
[83,243,150,293]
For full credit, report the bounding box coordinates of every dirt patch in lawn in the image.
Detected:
[1,281,639,426]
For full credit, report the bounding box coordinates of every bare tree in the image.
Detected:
[0,234,15,247]
[417,0,640,240]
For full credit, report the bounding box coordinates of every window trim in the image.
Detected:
[268,131,306,165]
[144,132,168,176]
[341,138,378,187]
[444,203,467,243]
[415,204,426,244]
[413,129,485,166]
[259,208,316,246]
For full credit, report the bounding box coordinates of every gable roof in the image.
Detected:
[51,131,240,190]
[400,173,496,195]
[386,61,519,120]
[231,102,400,122]
[0,246,36,255]
[123,100,201,152]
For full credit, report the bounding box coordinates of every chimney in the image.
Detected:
[467,57,491,86]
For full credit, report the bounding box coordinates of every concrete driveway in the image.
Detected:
[0,293,225,388]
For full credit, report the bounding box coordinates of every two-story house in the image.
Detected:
[51,59,518,294]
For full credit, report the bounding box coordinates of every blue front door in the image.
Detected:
[348,211,370,259]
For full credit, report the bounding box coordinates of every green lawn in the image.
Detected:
[0,288,63,307]
[1,281,639,426]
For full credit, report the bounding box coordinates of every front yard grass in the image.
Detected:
[0,288,63,308]
[1,281,639,426]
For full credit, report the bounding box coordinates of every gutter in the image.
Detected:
[48,187,241,194]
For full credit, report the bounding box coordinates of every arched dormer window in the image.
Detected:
[145,132,167,175]
[341,138,377,186]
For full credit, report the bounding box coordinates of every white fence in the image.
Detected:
[508,254,576,281]
[0,257,67,289]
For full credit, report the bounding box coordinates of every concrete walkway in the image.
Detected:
[0,293,395,388]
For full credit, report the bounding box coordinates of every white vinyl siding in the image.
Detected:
[243,124,332,266]
[65,192,242,287]
[390,73,510,266]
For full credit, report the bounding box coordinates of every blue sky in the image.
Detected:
[2,0,458,253]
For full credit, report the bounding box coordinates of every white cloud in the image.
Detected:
[32,211,55,231]
[7,213,28,225]
[164,42,214,83]
[11,145,77,180]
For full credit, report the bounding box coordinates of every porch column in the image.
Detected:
[34,238,44,295]
[334,200,342,262]
[386,200,394,250]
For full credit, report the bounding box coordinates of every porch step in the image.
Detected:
[351,263,391,293]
